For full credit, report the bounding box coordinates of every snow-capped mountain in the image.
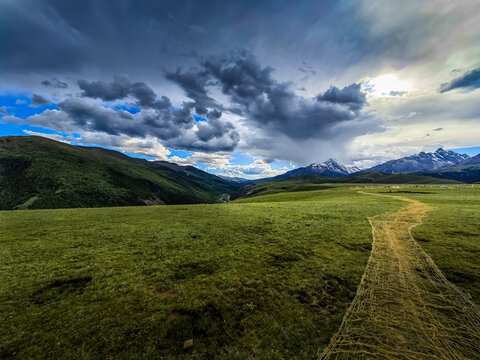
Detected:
[361,148,470,174]
[459,153,480,165]
[275,158,356,179]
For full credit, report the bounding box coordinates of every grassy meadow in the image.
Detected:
[401,187,480,301]
[1,184,479,359]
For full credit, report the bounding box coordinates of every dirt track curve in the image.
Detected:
[318,191,480,360]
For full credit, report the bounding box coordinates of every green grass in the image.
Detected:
[1,185,479,359]
[0,136,240,210]
[0,188,403,359]
[401,186,480,301]
[233,175,460,200]
[350,185,480,304]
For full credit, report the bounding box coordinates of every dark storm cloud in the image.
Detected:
[440,67,480,93]
[1,0,476,97]
[78,75,172,109]
[198,50,277,110]
[0,0,381,82]
[196,110,233,142]
[1,0,479,168]
[30,94,51,107]
[316,83,367,111]
[4,96,238,152]
[165,67,218,109]
[78,75,131,102]
[41,78,68,89]
[55,98,235,146]
[57,98,140,137]
[167,50,367,140]
[78,75,167,109]
[129,82,161,108]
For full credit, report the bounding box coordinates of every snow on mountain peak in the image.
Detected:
[362,148,470,174]
[307,158,363,174]
[310,158,350,173]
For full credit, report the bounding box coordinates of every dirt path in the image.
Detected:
[318,191,480,360]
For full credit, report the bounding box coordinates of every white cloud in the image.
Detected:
[169,152,232,168]
[23,130,172,160]
[211,159,289,179]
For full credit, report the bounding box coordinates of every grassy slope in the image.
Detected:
[337,185,480,304]
[401,187,480,301]
[233,174,459,199]
[0,188,403,359]
[0,136,239,210]
[415,163,480,183]
[236,184,480,305]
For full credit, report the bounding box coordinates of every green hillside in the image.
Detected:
[416,163,480,183]
[0,136,240,210]
[233,173,460,199]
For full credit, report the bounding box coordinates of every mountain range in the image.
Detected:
[460,153,480,165]
[415,153,480,183]
[273,158,359,179]
[259,148,477,183]
[360,148,469,174]
[1,136,479,210]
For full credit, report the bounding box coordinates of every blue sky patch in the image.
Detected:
[0,123,66,137]
[167,149,194,159]
[451,146,480,157]
[0,94,58,119]
[114,105,140,114]
[193,114,207,123]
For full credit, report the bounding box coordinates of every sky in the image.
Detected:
[1,0,479,179]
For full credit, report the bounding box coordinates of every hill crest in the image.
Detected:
[0,135,240,210]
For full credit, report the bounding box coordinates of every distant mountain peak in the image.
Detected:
[309,158,346,172]
[362,148,470,174]
[347,165,361,173]
[311,158,347,171]
[459,152,480,165]
[274,158,354,179]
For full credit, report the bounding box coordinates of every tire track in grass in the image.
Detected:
[318,191,480,360]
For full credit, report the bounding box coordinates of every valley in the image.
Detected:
[2,2,480,359]
[1,136,480,359]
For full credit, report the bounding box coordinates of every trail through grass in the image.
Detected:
[0,189,402,359]
[2,186,479,359]
[319,191,480,360]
